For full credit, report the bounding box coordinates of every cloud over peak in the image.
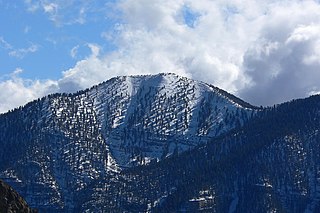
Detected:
[2,0,320,113]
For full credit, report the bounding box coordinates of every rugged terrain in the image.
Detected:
[0,179,36,212]
[0,73,255,211]
[1,73,319,212]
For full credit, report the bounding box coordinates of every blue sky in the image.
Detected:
[0,0,117,80]
[1,0,320,113]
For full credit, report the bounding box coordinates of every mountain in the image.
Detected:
[0,73,256,211]
[3,73,319,212]
[0,179,36,212]
[116,95,320,212]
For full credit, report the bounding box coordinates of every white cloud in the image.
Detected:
[24,26,31,34]
[8,44,39,59]
[12,68,24,75]
[87,43,100,57]
[2,0,320,113]
[70,45,79,58]
[57,0,263,93]
[0,36,38,59]
[25,0,41,12]
[0,68,58,113]
[43,2,58,13]
[24,0,109,26]
[58,44,109,92]
[0,37,12,50]
[239,1,320,105]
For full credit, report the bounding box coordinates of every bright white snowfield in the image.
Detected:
[51,73,256,169]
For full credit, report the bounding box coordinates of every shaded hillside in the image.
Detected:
[0,179,36,213]
[109,95,320,212]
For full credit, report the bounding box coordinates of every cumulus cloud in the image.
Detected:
[58,0,259,93]
[0,68,58,113]
[104,0,320,106]
[239,1,320,105]
[2,0,320,113]
[0,44,102,113]
[0,44,101,113]
[59,44,106,92]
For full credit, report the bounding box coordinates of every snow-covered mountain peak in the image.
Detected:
[2,73,320,212]
[1,73,257,171]
[73,73,256,168]
[0,73,259,211]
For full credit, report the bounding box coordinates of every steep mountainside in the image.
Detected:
[0,73,256,211]
[2,73,320,212]
[112,95,320,212]
[0,179,36,212]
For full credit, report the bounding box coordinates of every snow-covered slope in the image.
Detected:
[87,73,255,168]
[122,95,320,212]
[46,73,256,169]
[0,73,256,211]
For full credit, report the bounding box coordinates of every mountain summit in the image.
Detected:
[2,73,320,212]
[0,73,256,211]
[6,74,320,212]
